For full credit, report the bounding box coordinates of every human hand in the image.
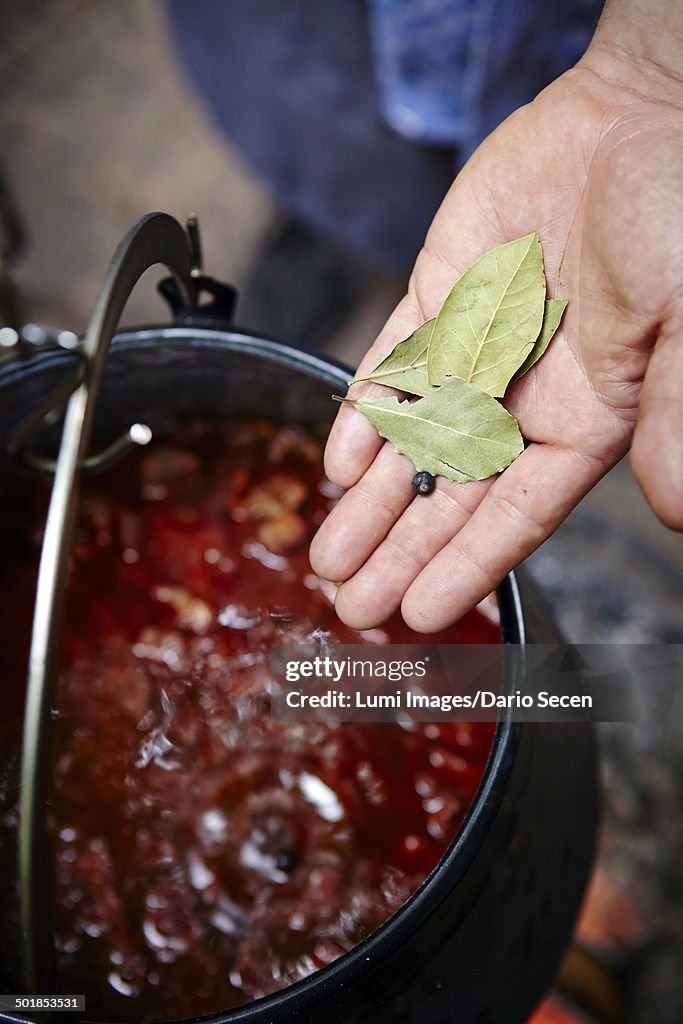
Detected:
[310,8,683,632]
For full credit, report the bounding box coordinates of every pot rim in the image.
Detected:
[0,325,526,1024]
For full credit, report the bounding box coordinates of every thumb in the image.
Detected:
[630,315,683,530]
[323,293,425,490]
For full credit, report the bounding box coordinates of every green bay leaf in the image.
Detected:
[426,233,546,397]
[511,298,567,383]
[352,377,524,483]
[349,319,436,397]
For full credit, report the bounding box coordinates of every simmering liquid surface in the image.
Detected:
[0,421,498,1021]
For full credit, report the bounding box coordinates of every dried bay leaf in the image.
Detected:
[336,234,566,487]
[348,319,436,397]
[511,298,567,382]
[427,233,546,397]
[350,377,524,483]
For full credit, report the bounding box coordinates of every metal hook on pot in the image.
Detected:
[17,213,199,997]
[2,212,237,478]
[3,324,155,476]
[2,324,86,465]
[2,210,220,477]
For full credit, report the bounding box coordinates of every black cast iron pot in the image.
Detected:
[0,260,598,1024]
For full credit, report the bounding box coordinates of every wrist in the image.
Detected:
[581,0,683,105]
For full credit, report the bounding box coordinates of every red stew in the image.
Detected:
[0,421,498,1021]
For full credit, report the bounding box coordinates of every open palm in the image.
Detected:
[310,57,683,632]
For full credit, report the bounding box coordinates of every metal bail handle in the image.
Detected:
[19,213,198,997]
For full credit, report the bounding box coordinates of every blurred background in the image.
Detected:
[0,0,408,363]
[1,0,681,585]
[1,1,682,1022]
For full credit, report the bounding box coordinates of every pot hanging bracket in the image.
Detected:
[15,212,212,999]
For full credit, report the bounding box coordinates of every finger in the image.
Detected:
[333,476,491,629]
[324,295,425,489]
[631,323,683,530]
[309,441,416,582]
[400,443,610,633]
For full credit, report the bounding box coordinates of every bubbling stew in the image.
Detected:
[0,421,499,1021]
